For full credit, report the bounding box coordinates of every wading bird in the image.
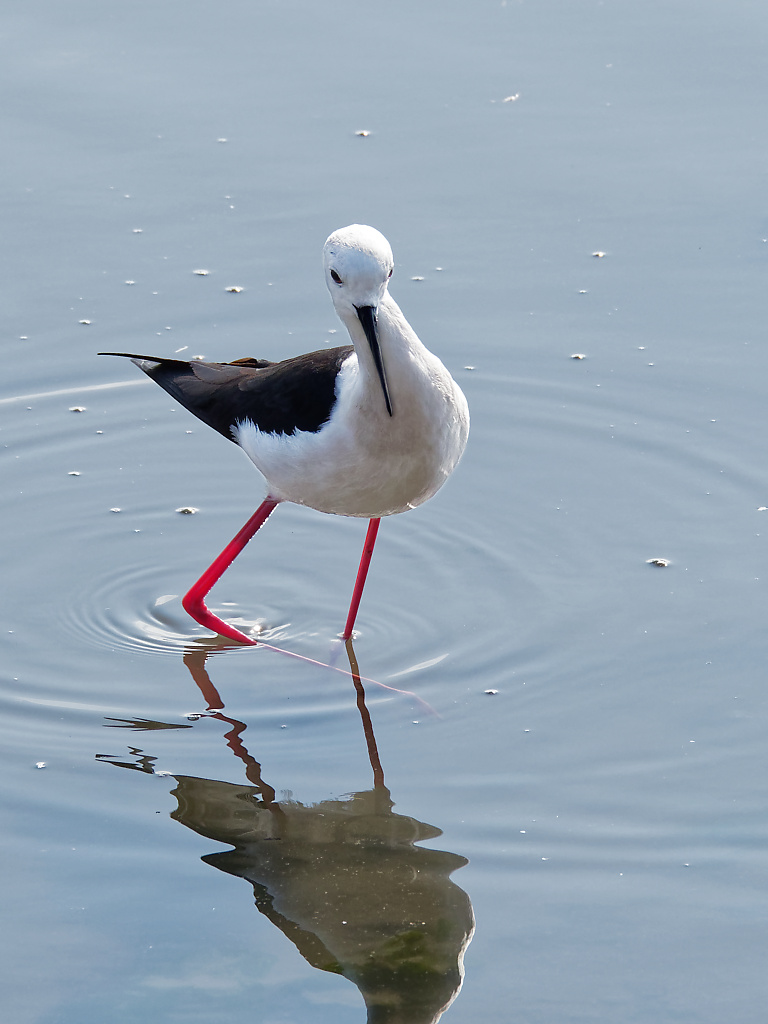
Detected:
[101,225,469,644]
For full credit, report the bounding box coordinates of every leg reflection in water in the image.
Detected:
[99,643,474,1024]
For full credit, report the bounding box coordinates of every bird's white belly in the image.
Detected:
[235,360,468,518]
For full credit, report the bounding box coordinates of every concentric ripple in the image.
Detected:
[58,562,277,657]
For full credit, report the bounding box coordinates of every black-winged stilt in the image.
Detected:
[101,225,469,644]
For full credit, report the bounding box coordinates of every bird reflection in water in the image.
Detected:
[99,642,474,1023]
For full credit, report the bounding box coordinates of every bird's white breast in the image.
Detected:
[235,341,469,518]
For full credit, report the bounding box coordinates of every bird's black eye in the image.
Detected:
[388,268,393,278]
[330,269,343,285]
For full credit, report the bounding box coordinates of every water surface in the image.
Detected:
[3,2,768,1022]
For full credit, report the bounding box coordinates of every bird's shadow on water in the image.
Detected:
[97,642,474,1024]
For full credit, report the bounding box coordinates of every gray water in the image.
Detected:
[3,2,768,1021]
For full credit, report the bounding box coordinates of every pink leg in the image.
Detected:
[182,497,280,644]
[342,517,381,640]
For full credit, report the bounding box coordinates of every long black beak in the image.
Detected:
[356,305,393,417]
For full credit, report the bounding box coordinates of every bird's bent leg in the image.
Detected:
[342,517,381,640]
[182,497,280,644]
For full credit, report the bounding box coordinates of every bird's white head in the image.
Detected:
[323,224,394,314]
[323,225,395,416]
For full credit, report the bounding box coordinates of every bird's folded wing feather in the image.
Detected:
[100,348,354,437]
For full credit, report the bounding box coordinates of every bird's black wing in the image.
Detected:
[99,348,355,438]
